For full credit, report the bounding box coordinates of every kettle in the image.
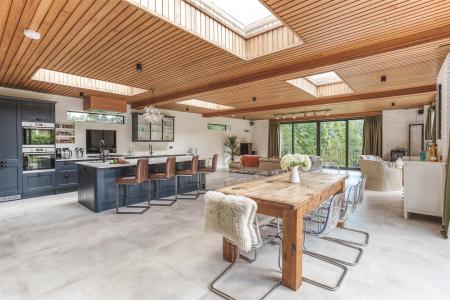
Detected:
[62,148,73,159]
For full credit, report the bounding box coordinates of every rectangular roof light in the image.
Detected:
[31,68,147,96]
[306,71,344,86]
[177,99,235,110]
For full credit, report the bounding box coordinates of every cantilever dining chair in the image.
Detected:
[205,191,282,300]
[323,175,369,247]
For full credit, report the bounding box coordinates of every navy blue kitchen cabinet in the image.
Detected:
[0,98,22,200]
[21,100,55,123]
[22,171,56,197]
[56,161,78,191]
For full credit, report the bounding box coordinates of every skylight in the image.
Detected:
[177,99,235,110]
[201,0,273,28]
[306,71,344,86]
[31,68,147,96]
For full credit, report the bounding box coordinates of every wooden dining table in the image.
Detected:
[216,171,347,291]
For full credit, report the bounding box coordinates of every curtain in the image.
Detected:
[442,132,450,239]
[425,105,436,142]
[362,115,382,157]
[268,121,280,158]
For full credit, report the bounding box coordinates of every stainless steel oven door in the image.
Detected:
[23,147,56,172]
[22,125,55,147]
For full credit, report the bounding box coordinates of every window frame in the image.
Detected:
[67,111,125,124]
[279,117,364,170]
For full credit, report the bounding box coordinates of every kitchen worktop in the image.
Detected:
[75,154,198,169]
[57,153,194,162]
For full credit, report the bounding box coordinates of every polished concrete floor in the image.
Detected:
[1,170,449,300]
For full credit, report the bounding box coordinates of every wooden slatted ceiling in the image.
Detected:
[0,0,449,118]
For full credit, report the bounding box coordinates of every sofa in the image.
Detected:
[230,155,322,173]
[359,155,402,191]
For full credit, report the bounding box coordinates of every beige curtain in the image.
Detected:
[425,105,436,142]
[443,132,450,239]
[268,121,280,158]
[362,116,382,157]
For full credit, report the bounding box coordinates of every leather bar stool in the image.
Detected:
[148,156,177,206]
[175,155,199,200]
[116,159,150,214]
[198,154,218,194]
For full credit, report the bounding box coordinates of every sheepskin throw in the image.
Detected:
[204,191,257,252]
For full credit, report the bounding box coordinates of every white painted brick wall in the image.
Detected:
[437,54,450,160]
[382,108,424,160]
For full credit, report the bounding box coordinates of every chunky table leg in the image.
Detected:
[282,208,303,290]
[223,237,239,262]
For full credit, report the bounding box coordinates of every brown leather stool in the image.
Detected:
[148,156,177,206]
[198,154,218,194]
[116,159,150,214]
[175,155,199,200]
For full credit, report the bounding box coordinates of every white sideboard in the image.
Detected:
[403,160,446,219]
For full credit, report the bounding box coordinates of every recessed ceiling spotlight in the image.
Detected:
[381,75,387,82]
[276,115,280,120]
[326,111,330,116]
[252,96,256,102]
[24,29,40,40]
[292,114,296,120]
[136,63,143,72]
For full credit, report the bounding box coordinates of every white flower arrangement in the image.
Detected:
[280,154,312,171]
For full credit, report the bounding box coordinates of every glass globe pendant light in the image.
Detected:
[143,88,163,123]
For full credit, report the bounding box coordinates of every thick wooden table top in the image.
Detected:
[217,172,347,210]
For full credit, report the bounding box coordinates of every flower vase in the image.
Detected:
[290,166,300,183]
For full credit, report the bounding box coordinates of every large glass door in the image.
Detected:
[279,118,364,169]
[319,121,346,167]
[294,122,317,155]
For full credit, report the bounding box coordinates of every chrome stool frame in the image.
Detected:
[175,155,200,200]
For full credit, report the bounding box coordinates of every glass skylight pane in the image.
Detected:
[202,0,273,27]
[306,71,344,86]
[177,99,234,110]
[32,68,147,96]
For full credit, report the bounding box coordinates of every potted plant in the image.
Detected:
[224,135,240,163]
[280,154,312,183]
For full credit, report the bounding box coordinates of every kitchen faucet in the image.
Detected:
[99,139,106,162]
[148,144,153,155]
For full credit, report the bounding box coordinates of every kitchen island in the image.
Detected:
[76,155,205,213]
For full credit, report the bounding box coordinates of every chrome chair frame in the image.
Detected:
[320,161,341,174]
[175,173,200,200]
[148,178,178,206]
[323,176,370,247]
[116,182,151,214]
[210,216,283,300]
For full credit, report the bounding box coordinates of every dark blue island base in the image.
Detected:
[77,159,205,213]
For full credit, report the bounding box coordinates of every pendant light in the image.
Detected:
[143,88,163,123]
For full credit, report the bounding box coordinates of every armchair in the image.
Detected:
[359,155,402,191]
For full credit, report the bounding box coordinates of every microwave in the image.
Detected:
[22,122,55,147]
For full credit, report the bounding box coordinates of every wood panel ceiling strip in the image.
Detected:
[45,1,127,71]
[0,0,13,58]
[131,24,450,108]
[201,85,436,117]
[61,10,154,74]
[56,6,142,72]
[25,0,117,89]
[0,0,42,82]
[7,0,70,86]
[0,0,27,74]
[10,0,92,85]
[1,0,55,83]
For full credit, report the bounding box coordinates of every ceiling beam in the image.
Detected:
[270,111,382,123]
[202,85,436,117]
[131,23,450,108]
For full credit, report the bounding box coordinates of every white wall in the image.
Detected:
[0,87,252,168]
[437,54,450,160]
[382,108,425,160]
[251,120,269,157]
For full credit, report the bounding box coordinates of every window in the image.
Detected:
[280,118,364,169]
[208,123,227,131]
[177,99,234,110]
[306,71,343,86]
[67,111,125,124]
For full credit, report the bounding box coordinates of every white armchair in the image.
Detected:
[359,155,402,191]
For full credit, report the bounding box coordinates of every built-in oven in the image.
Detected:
[22,147,55,173]
[22,122,55,147]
